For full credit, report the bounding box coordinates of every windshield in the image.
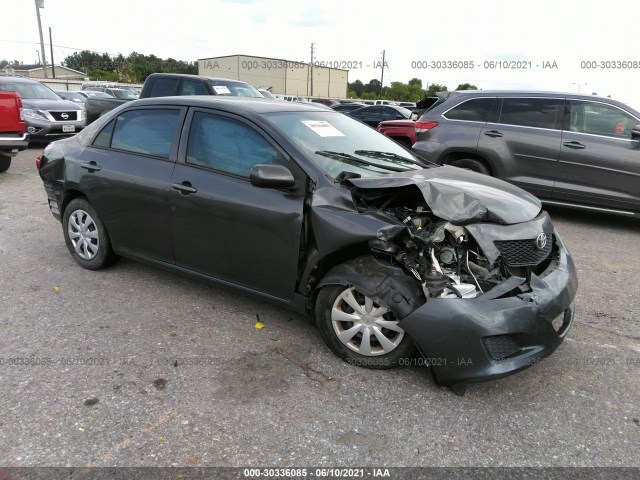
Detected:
[209,81,262,98]
[264,111,425,178]
[0,81,59,100]
[112,89,138,100]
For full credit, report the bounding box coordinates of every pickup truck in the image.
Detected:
[0,91,28,173]
[84,88,138,124]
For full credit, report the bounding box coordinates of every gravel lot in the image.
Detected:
[0,147,638,468]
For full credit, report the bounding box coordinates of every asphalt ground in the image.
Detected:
[0,147,638,469]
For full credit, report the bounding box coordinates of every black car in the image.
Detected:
[55,91,87,104]
[38,96,577,393]
[412,90,640,218]
[140,73,263,99]
[347,105,412,128]
[331,103,366,112]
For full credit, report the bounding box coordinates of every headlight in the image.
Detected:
[22,109,49,121]
[80,108,87,121]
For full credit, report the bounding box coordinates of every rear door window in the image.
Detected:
[110,109,181,158]
[499,98,561,129]
[444,98,495,122]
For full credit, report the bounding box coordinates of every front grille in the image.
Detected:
[494,234,553,267]
[49,111,78,121]
[484,336,521,361]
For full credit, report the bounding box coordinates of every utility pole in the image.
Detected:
[310,43,315,97]
[49,27,55,79]
[380,50,386,97]
[34,0,48,78]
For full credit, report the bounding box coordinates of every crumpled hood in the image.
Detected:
[22,98,82,111]
[347,166,542,225]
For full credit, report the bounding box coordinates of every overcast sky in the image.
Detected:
[3,0,640,108]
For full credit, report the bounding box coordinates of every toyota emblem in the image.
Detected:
[61,112,69,120]
[536,233,547,250]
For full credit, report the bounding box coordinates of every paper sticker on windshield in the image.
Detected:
[213,85,232,95]
[301,120,345,137]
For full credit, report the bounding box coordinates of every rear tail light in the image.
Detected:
[415,121,439,133]
[36,156,42,170]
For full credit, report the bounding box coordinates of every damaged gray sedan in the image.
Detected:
[38,97,578,393]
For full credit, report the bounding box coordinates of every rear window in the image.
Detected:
[148,78,178,97]
[110,109,180,158]
[444,98,495,122]
[499,98,561,129]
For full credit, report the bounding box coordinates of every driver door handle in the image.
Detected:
[563,141,586,149]
[172,182,197,195]
[80,161,101,172]
[484,130,503,138]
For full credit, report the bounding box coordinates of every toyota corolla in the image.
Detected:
[37,96,578,394]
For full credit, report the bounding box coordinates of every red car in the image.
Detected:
[0,91,28,172]
[376,119,416,149]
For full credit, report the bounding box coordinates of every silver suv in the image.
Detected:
[0,76,86,141]
[412,90,640,218]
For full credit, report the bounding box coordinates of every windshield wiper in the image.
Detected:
[353,150,431,168]
[314,150,409,172]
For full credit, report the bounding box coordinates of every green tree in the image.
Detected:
[425,83,448,97]
[456,83,478,90]
[348,80,364,97]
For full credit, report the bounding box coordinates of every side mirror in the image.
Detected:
[250,164,295,189]
[632,124,640,140]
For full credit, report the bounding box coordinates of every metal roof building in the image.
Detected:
[198,54,348,98]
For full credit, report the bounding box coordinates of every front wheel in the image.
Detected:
[315,284,415,369]
[62,198,117,270]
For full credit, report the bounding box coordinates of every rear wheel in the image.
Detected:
[450,158,490,175]
[0,155,11,173]
[62,198,117,270]
[315,283,415,369]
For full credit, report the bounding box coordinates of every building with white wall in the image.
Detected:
[198,54,348,98]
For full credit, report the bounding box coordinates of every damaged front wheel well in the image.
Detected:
[314,255,425,321]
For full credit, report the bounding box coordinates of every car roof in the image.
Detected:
[444,89,619,101]
[438,89,639,114]
[0,76,42,84]
[146,73,253,86]
[121,95,332,114]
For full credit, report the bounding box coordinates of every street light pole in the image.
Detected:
[34,0,48,78]
[573,82,587,93]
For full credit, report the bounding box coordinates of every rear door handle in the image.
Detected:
[80,161,101,172]
[484,130,503,138]
[172,181,197,195]
[563,141,586,149]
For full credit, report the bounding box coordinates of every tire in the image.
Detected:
[315,283,416,369]
[62,198,117,270]
[0,155,11,173]
[449,158,490,175]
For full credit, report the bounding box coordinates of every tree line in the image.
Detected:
[348,78,478,101]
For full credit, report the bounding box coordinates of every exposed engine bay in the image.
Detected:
[351,186,556,303]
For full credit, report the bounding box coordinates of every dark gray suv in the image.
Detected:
[412,90,640,218]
